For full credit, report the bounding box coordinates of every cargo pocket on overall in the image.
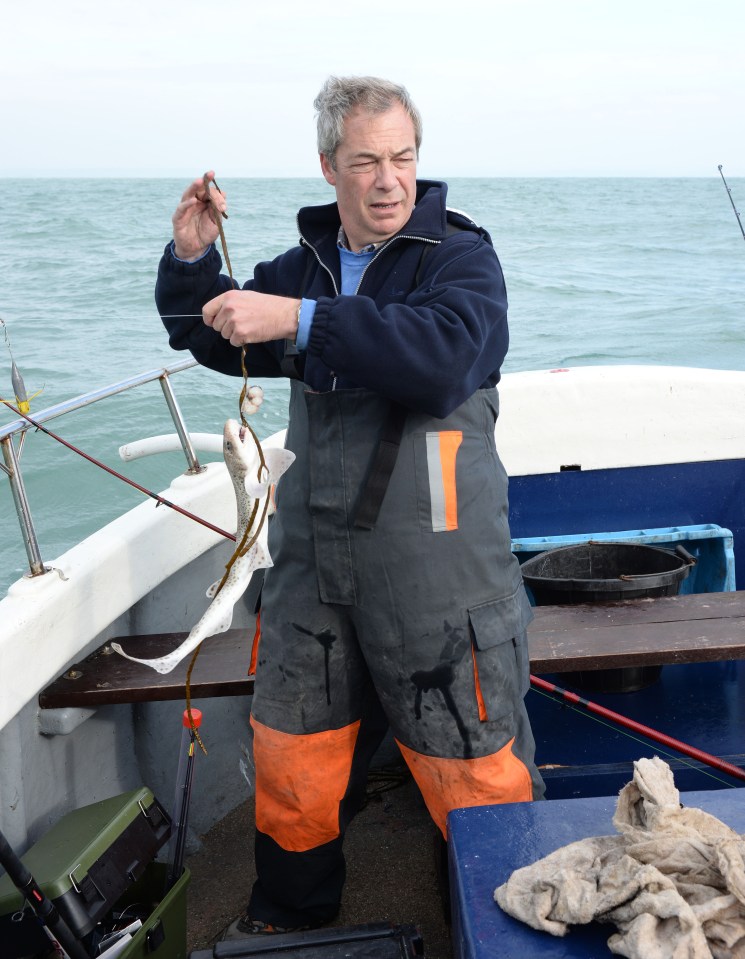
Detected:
[468,586,534,723]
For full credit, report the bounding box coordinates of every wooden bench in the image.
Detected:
[39,591,745,710]
[527,589,745,673]
[39,628,255,708]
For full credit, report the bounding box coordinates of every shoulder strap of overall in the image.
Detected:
[352,403,409,530]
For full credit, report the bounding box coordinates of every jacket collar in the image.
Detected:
[297,179,450,253]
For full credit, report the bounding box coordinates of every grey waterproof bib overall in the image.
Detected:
[247,382,543,926]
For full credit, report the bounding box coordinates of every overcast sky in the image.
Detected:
[3,0,744,178]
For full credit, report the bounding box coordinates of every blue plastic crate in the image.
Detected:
[511,524,735,595]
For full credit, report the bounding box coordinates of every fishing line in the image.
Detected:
[204,174,234,280]
[1,317,13,354]
[530,687,736,790]
[201,174,261,440]
[177,179,268,745]
[530,676,745,789]
[0,400,236,543]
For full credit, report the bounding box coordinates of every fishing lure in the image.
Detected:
[1,317,44,414]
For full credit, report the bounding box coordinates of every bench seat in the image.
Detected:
[38,591,745,709]
[527,589,745,673]
[39,627,253,708]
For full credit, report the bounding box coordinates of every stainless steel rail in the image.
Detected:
[1,358,201,578]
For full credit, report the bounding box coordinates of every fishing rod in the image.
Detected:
[165,708,202,892]
[717,165,745,242]
[0,827,90,959]
[530,674,745,784]
[0,399,236,543]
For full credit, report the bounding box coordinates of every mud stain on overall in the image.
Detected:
[292,622,336,705]
[410,620,473,758]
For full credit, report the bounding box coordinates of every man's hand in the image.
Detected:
[172,170,225,261]
[203,291,301,346]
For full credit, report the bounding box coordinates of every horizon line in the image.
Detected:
[1,173,740,180]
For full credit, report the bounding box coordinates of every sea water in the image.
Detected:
[1,177,744,594]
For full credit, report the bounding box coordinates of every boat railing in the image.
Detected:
[1,358,201,579]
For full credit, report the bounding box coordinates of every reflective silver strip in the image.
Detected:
[426,432,447,532]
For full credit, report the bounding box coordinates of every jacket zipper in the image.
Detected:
[298,232,340,389]
[298,226,442,390]
[298,229,340,296]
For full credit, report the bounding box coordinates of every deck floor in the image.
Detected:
[184,768,453,958]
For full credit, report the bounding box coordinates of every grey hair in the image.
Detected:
[314,76,422,168]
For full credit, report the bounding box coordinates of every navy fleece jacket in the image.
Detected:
[155,180,509,419]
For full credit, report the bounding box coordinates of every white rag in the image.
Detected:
[494,757,745,958]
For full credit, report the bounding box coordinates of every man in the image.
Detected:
[156,75,544,936]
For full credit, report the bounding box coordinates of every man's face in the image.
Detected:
[320,102,417,252]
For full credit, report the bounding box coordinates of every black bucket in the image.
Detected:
[521,542,695,693]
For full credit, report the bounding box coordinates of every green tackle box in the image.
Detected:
[0,787,188,959]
